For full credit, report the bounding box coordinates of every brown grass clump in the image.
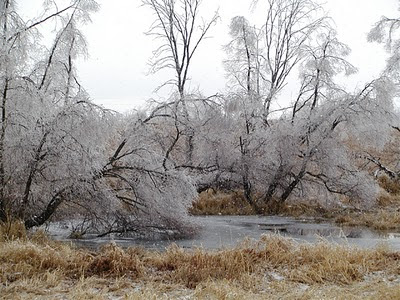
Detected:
[0,220,27,242]
[145,234,400,288]
[335,209,400,231]
[376,176,400,207]
[289,243,378,284]
[366,210,400,231]
[193,279,266,299]
[148,242,261,288]
[1,234,400,299]
[0,239,146,284]
[278,202,330,218]
[254,235,399,285]
[86,243,145,277]
[194,279,400,300]
[0,239,84,282]
[378,176,400,195]
[190,190,255,215]
[377,191,396,207]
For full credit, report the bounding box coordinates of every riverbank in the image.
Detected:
[1,224,400,299]
[190,176,400,233]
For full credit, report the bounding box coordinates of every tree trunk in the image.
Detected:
[279,156,310,203]
[240,136,261,213]
[20,132,48,220]
[24,189,66,229]
[263,164,284,204]
[0,78,9,222]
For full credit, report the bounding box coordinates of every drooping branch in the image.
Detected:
[363,153,398,180]
[8,3,75,43]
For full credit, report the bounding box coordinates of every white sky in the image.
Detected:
[19,0,400,112]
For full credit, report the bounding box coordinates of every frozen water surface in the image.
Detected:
[45,215,400,251]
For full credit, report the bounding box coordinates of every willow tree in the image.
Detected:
[215,0,394,212]
[0,0,101,224]
[363,0,400,180]
[292,30,357,119]
[0,1,198,239]
[0,0,89,221]
[222,0,327,209]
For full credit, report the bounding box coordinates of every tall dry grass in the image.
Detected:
[190,190,256,215]
[1,225,400,299]
[335,209,400,231]
[0,220,27,242]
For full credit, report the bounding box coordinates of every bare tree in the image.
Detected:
[254,0,327,122]
[143,0,218,97]
[143,0,218,165]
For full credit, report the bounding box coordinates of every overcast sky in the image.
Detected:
[20,0,399,112]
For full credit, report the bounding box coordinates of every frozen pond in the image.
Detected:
[48,215,400,251]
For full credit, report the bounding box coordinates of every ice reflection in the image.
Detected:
[48,215,400,251]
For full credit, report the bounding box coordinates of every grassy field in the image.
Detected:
[1,222,400,299]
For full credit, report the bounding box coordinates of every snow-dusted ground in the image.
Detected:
[42,215,400,251]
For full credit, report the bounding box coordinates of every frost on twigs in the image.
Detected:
[0,0,199,238]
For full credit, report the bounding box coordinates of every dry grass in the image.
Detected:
[334,176,400,231]
[278,202,332,218]
[376,176,400,208]
[190,190,255,215]
[1,223,400,299]
[378,176,400,195]
[193,279,400,300]
[335,209,400,231]
[0,220,27,242]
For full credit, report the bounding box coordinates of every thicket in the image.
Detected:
[0,0,400,238]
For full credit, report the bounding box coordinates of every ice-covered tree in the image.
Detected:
[253,0,327,122]
[362,0,400,179]
[0,0,199,238]
[293,31,357,117]
[214,0,395,212]
[142,0,219,165]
